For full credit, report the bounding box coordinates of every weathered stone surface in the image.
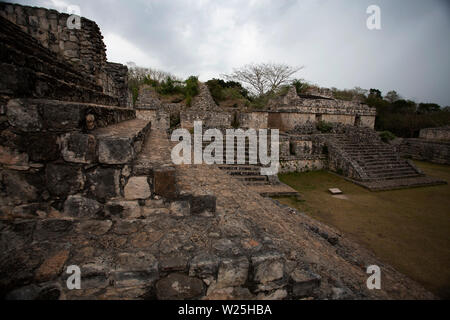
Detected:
[253,256,284,285]
[169,201,190,217]
[34,250,69,282]
[190,195,216,215]
[159,256,189,273]
[0,145,29,166]
[141,207,170,217]
[189,254,219,278]
[257,289,288,300]
[34,219,73,242]
[113,220,140,235]
[1,170,43,203]
[124,176,151,200]
[112,271,158,289]
[76,220,112,235]
[105,201,141,219]
[6,99,42,132]
[63,195,102,218]
[204,287,254,300]
[12,203,49,219]
[290,268,321,298]
[116,252,158,272]
[46,164,84,197]
[154,167,177,199]
[98,138,134,165]
[61,133,96,164]
[86,168,120,201]
[216,257,249,288]
[155,273,204,300]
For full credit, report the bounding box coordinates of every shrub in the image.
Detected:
[317,121,333,133]
[206,79,251,104]
[292,79,310,95]
[379,131,396,143]
[170,113,181,129]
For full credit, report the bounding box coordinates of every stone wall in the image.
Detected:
[267,87,376,130]
[136,110,169,130]
[279,135,328,173]
[419,127,450,141]
[191,82,220,111]
[0,3,129,107]
[181,111,232,129]
[239,112,268,129]
[396,138,450,165]
[0,2,105,73]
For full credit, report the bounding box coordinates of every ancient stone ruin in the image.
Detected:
[395,126,450,165]
[0,3,438,300]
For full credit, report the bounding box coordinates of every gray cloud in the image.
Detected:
[11,0,450,106]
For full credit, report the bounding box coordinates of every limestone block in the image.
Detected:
[124,177,151,200]
[105,201,141,219]
[86,168,120,200]
[63,195,102,219]
[155,273,204,300]
[45,164,84,197]
[189,254,220,278]
[216,257,249,288]
[7,99,42,132]
[61,133,96,164]
[169,201,190,217]
[290,268,321,298]
[154,167,177,199]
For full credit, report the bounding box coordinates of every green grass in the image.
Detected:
[275,161,450,299]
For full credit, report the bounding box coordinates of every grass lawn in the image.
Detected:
[276,161,450,299]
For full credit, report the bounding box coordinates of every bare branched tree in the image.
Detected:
[223,62,303,96]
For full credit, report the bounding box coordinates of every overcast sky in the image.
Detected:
[11,0,450,106]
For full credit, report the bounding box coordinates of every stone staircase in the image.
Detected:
[197,138,300,197]
[333,136,421,180]
[326,129,446,191]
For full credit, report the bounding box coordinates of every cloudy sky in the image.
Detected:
[11,0,450,106]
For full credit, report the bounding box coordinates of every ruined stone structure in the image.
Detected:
[0,3,437,300]
[0,2,130,107]
[395,126,450,165]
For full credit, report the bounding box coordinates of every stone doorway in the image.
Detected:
[268,112,283,131]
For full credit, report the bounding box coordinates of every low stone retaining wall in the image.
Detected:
[397,138,450,165]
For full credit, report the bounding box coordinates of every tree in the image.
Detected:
[385,90,400,103]
[223,63,303,96]
[368,89,382,100]
[417,103,441,114]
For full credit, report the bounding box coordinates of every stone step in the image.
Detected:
[367,173,421,180]
[358,159,403,165]
[226,170,262,176]
[242,181,272,186]
[365,168,417,175]
[93,119,151,165]
[220,166,261,171]
[362,163,413,170]
[344,150,395,155]
[6,98,135,133]
[0,34,99,91]
[235,175,268,182]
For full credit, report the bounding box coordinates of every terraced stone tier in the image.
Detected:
[6,99,135,133]
[93,119,151,165]
[0,16,119,105]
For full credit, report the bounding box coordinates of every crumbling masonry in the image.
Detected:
[0,3,436,300]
